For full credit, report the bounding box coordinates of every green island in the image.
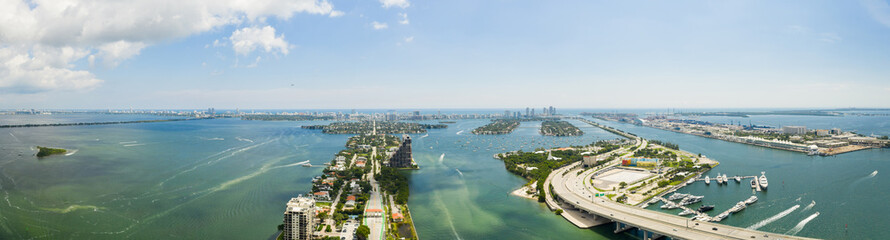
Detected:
[302,121,446,134]
[241,115,333,121]
[472,119,520,135]
[36,146,67,157]
[540,120,583,136]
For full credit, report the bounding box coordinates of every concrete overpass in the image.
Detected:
[547,162,819,240]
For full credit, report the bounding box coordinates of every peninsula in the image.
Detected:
[587,113,890,155]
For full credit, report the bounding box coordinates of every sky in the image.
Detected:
[2,0,890,110]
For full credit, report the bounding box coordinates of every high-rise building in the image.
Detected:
[525,107,530,117]
[530,108,535,116]
[504,110,510,118]
[549,106,555,115]
[283,196,315,240]
[389,135,413,168]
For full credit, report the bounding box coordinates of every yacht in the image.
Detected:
[730,202,747,213]
[668,193,690,201]
[687,178,695,184]
[745,196,758,205]
[759,172,769,190]
[661,202,679,209]
[301,163,312,167]
[698,205,714,212]
[723,174,729,184]
[716,173,725,185]
[705,176,711,185]
[679,209,695,216]
[734,175,741,183]
[750,179,758,189]
[679,195,704,205]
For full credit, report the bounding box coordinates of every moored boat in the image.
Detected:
[698,205,714,212]
[705,176,711,185]
[759,172,769,190]
[745,196,758,205]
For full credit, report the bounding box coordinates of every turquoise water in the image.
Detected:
[0,113,887,239]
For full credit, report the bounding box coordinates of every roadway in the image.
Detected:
[364,146,386,240]
[550,161,818,240]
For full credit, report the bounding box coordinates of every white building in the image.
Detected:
[283,196,316,240]
[782,126,807,135]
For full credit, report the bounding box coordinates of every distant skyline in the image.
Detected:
[2,0,890,109]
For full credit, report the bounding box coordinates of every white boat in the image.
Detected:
[734,176,741,183]
[301,163,312,167]
[730,202,747,213]
[661,202,679,209]
[745,196,758,205]
[723,174,728,184]
[679,195,704,205]
[679,209,695,216]
[705,176,711,185]
[686,178,695,184]
[716,174,725,185]
[668,193,690,201]
[751,179,758,189]
[759,172,769,190]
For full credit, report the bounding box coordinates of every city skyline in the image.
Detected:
[3,0,890,109]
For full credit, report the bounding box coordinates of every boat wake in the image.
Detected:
[803,200,815,211]
[420,134,429,139]
[235,137,254,143]
[65,149,79,156]
[123,143,146,147]
[456,130,464,135]
[8,132,20,142]
[439,153,445,163]
[747,204,800,230]
[786,212,820,235]
[272,160,311,169]
[118,141,137,144]
[200,137,224,141]
[455,168,463,177]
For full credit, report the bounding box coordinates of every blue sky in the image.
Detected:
[2,0,890,109]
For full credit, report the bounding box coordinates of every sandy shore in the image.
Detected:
[511,181,538,200]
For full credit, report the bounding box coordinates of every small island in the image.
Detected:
[540,120,583,136]
[36,146,67,157]
[472,119,520,135]
[302,121,446,134]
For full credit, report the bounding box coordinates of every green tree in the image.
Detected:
[325,225,332,232]
[356,225,371,240]
[555,209,563,215]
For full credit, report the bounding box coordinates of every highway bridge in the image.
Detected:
[546,161,818,240]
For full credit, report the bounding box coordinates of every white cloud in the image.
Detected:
[404,36,414,43]
[372,21,389,30]
[230,26,291,56]
[819,32,842,43]
[329,10,344,17]
[380,0,410,9]
[399,13,410,25]
[97,40,147,67]
[862,0,890,28]
[0,0,338,93]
